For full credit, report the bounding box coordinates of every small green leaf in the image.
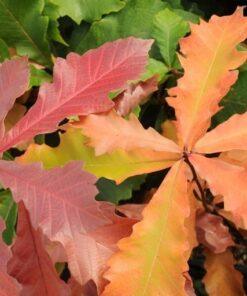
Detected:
[43,0,67,45]
[96,175,146,204]
[212,70,247,126]
[0,190,17,245]
[51,0,126,24]
[29,65,52,88]
[141,58,169,83]
[0,0,52,66]
[152,8,189,68]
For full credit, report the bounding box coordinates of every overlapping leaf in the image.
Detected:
[75,110,180,155]
[152,8,189,67]
[194,113,247,153]
[0,37,152,153]
[114,76,158,117]
[72,0,165,53]
[203,250,245,296]
[103,161,193,296]
[190,154,247,229]
[167,8,247,149]
[51,0,125,24]
[8,202,70,295]
[0,220,20,295]
[0,0,52,66]
[0,57,29,140]
[18,128,179,183]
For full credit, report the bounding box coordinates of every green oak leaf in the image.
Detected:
[96,175,146,204]
[141,58,169,83]
[51,0,126,24]
[0,0,52,67]
[152,8,190,68]
[43,0,67,45]
[212,70,247,126]
[72,0,166,54]
[29,65,52,88]
[0,190,17,245]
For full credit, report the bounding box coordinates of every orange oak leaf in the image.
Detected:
[220,150,247,169]
[203,250,245,296]
[196,210,233,253]
[0,220,21,296]
[114,76,158,116]
[8,202,70,296]
[103,161,194,296]
[75,110,181,155]
[190,154,247,229]
[167,8,247,150]
[194,113,247,153]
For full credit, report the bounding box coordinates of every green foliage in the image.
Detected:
[43,0,67,45]
[50,0,126,24]
[212,69,247,126]
[96,175,146,204]
[29,65,52,88]
[0,0,52,66]
[153,8,189,68]
[71,0,166,53]
[0,190,17,245]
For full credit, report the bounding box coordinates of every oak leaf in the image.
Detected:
[0,220,21,296]
[203,250,245,296]
[167,8,247,149]
[8,202,70,296]
[103,162,193,296]
[0,37,153,152]
[196,210,233,253]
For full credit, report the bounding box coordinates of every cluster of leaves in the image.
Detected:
[0,1,246,295]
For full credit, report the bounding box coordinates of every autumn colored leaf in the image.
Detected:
[0,57,29,140]
[0,220,21,296]
[203,250,245,296]
[114,76,158,117]
[194,112,247,153]
[103,161,193,296]
[167,8,247,149]
[0,159,137,287]
[18,127,179,183]
[196,211,233,253]
[190,154,247,229]
[8,202,70,295]
[75,110,180,155]
[0,37,153,153]
[220,150,247,169]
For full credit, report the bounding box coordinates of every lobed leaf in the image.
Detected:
[167,8,247,150]
[8,202,70,295]
[103,161,193,296]
[51,0,125,24]
[152,8,189,67]
[194,112,247,153]
[0,0,52,66]
[190,154,247,229]
[18,128,179,183]
[0,37,152,153]
[0,57,29,140]
[0,220,21,296]
[114,76,158,117]
[203,250,245,296]
[75,110,181,155]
